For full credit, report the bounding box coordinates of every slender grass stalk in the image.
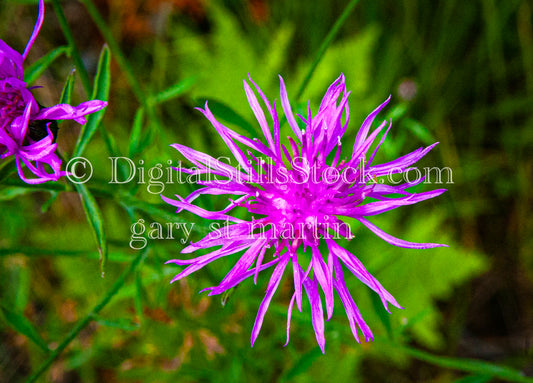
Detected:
[381,341,533,383]
[51,0,92,95]
[26,248,149,383]
[0,247,132,262]
[51,0,124,173]
[78,0,163,155]
[296,0,360,100]
[51,0,138,181]
[78,0,146,106]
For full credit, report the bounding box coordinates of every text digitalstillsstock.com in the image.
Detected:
[67,156,454,194]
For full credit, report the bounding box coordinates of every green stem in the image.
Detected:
[26,248,148,383]
[52,0,126,177]
[77,0,162,160]
[78,0,146,106]
[380,341,533,383]
[51,0,92,95]
[296,0,360,101]
[0,247,132,261]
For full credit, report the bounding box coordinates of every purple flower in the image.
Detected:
[0,0,107,184]
[163,74,447,352]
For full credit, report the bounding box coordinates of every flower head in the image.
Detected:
[163,74,447,352]
[0,0,107,184]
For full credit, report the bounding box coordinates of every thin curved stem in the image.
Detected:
[296,0,361,101]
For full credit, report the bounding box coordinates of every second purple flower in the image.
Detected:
[0,0,107,184]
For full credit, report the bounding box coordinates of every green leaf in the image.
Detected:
[72,45,111,158]
[99,125,121,160]
[343,210,488,349]
[173,2,292,118]
[79,0,145,104]
[90,314,140,331]
[148,77,195,106]
[14,265,31,312]
[454,375,493,383]
[386,342,533,383]
[0,157,16,183]
[59,69,77,105]
[295,0,361,99]
[221,286,237,306]
[295,25,379,102]
[369,289,393,339]
[0,186,34,200]
[65,348,93,370]
[51,0,91,93]
[41,192,59,213]
[0,247,135,263]
[386,103,409,121]
[128,107,145,158]
[50,70,78,126]
[0,179,65,193]
[24,46,70,86]
[403,118,436,145]
[0,305,50,353]
[74,183,108,277]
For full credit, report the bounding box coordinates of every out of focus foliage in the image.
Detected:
[0,0,531,382]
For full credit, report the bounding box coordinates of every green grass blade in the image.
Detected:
[90,314,140,331]
[383,341,533,383]
[0,247,136,263]
[0,305,50,353]
[14,265,30,312]
[148,77,195,106]
[74,183,108,278]
[369,290,393,339]
[40,191,59,213]
[24,46,70,86]
[72,45,111,158]
[59,69,76,105]
[51,0,92,94]
[128,107,145,158]
[53,69,78,125]
[0,157,16,183]
[403,118,436,145]
[0,186,35,200]
[296,0,361,100]
[454,375,493,383]
[79,0,145,105]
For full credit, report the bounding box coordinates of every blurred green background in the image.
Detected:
[0,0,532,381]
